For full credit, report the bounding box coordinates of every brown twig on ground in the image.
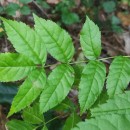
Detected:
[0,106,6,130]
[102,40,126,54]
[32,0,49,19]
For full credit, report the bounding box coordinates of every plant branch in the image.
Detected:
[44,55,130,68]
[45,115,61,125]
[32,0,49,18]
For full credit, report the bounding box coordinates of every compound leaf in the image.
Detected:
[6,120,36,130]
[8,69,46,117]
[23,103,44,124]
[1,17,47,64]
[106,56,130,97]
[40,64,74,113]
[33,14,74,63]
[79,61,106,114]
[63,112,81,130]
[72,114,130,130]
[0,53,35,82]
[91,91,130,117]
[80,16,101,60]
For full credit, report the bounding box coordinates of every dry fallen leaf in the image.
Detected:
[47,0,60,4]
[117,12,130,27]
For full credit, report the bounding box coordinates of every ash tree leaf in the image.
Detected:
[0,53,35,82]
[80,16,101,60]
[72,114,130,130]
[23,103,44,124]
[63,112,81,130]
[6,120,36,130]
[79,61,106,114]
[1,17,47,64]
[106,56,130,98]
[8,69,46,117]
[91,91,130,117]
[33,14,75,63]
[40,64,74,113]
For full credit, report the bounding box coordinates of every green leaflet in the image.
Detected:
[72,114,130,130]
[23,103,44,124]
[1,17,47,64]
[33,14,75,63]
[79,61,106,114]
[63,112,81,130]
[40,64,74,113]
[91,91,130,117]
[80,16,101,60]
[0,53,35,82]
[8,69,46,117]
[107,56,130,97]
[6,120,36,130]
[42,126,48,130]
[54,97,74,112]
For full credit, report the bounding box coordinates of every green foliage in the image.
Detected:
[79,61,106,114]
[20,6,31,15]
[8,69,46,117]
[81,0,94,7]
[61,12,79,25]
[36,0,50,9]
[42,126,48,130]
[40,64,74,113]
[2,18,47,64]
[0,53,35,82]
[19,0,33,4]
[63,112,81,130]
[6,120,36,130]
[102,1,116,13]
[72,114,130,130]
[91,91,130,117]
[106,56,130,97]
[33,14,74,63]
[1,14,130,129]
[110,15,122,33]
[111,15,121,25]
[23,103,44,124]
[55,0,80,25]
[5,3,19,16]
[80,16,101,60]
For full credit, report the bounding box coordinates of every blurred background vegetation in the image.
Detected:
[0,0,130,130]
